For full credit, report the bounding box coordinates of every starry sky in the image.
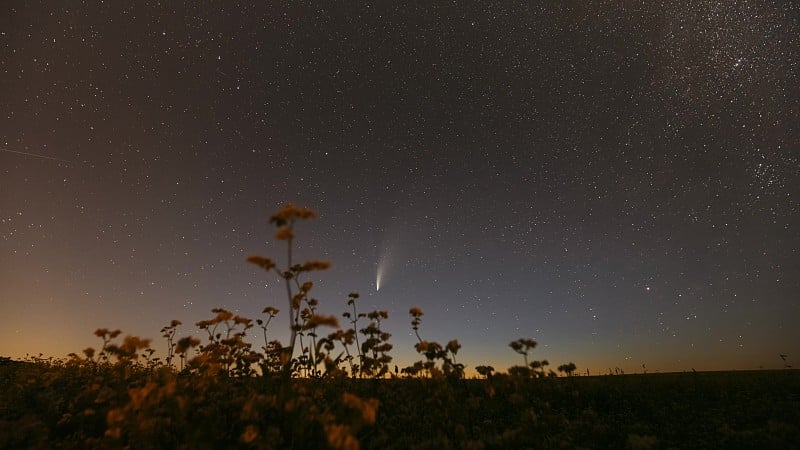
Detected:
[2,1,798,374]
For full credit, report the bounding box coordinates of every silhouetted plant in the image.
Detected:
[476,365,495,379]
[342,292,366,376]
[256,306,279,348]
[92,328,122,364]
[298,301,339,377]
[529,359,549,378]
[323,327,357,377]
[359,310,393,378]
[558,362,577,376]
[174,335,200,370]
[192,307,261,377]
[540,359,549,377]
[407,307,463,378]
[508,365,533,378]
[247,203,331,376]
[105,335,152,363]
[509,338,537,367]
[160,319,181,367]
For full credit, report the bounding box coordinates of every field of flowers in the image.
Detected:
[1,356,798,449]
[2,205,797,448]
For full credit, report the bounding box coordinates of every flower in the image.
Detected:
[301,260,331,271]
[241,425,259,443]
[303,314,340,330]
[341,392,379,425]
[324,424,359,450]
[269,203,316,226]
[175,336,200,354]
[247,255,275,270]
[118,335,152,358]
[446,339,461,354]
[234,315,252,327]
[262,306,279,316]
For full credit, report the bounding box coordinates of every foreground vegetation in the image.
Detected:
[1,359,798,449]
[2,205,797,448]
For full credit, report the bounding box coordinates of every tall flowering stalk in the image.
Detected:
[247,204,335,376]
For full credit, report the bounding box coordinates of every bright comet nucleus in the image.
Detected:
[376,254,391,292]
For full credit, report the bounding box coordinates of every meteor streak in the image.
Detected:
[1,148,73,164]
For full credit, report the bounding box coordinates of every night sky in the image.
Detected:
[2,1,798,374]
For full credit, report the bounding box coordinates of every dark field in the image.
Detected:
[1,358,797,450]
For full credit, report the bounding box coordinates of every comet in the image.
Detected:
[376,261,385,291]
[375,237,394,292]
[375,223,402,292]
